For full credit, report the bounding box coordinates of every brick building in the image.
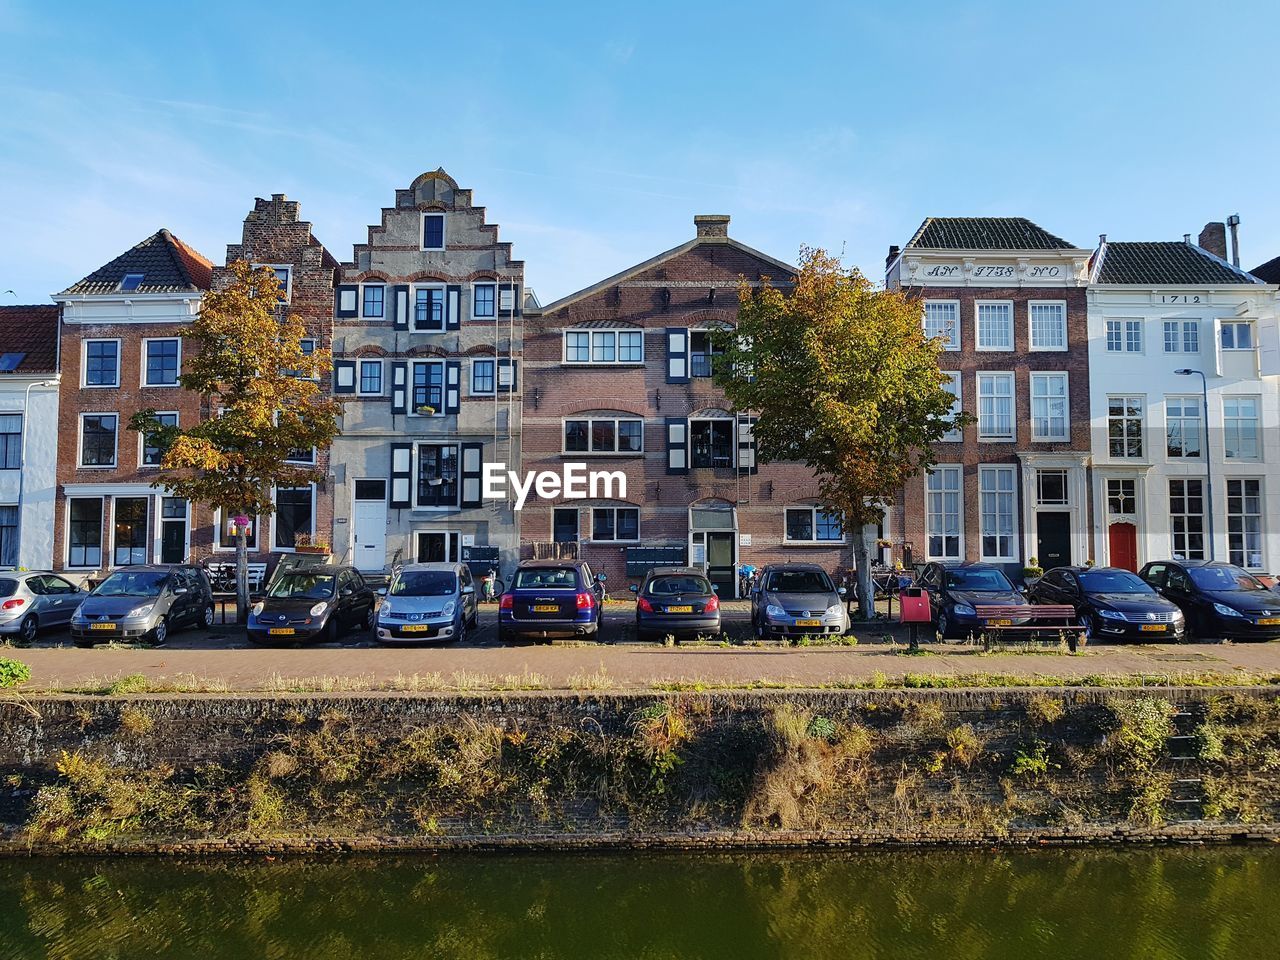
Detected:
[886,218,1094,575]
[329,169,528,573]
[522,214,847,596]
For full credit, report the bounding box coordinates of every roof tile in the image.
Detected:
[1095,241,1260,285]
[59,229,213,296]
[906,217,1075,251]
[0,305,59,375]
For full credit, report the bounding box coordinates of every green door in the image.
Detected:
[706,532,736,598]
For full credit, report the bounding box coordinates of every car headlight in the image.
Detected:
[442,600,456,618]
[1213,602,1246,619]
[1098,609,1126,620]
[952,602,976,617]
[1171,608,1184,621]
[765,604,785,619]
[250,601,264,617]
[126,604,155,619]
[309,601,329,617]
[826,603,844,617]
[379,601,393,616]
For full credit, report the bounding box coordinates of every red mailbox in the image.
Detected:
[898,587,931,624]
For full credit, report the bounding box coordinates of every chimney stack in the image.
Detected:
[1098,234,1107,246]
[886,244,901,269]
[1227,214,1241,267]
[694,214,730,239]
[1198,221,1228,259]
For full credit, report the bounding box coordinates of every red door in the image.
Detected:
[1108,522,1138,572]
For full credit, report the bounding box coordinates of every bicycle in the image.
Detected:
[738,564,758,598]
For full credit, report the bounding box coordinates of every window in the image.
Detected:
[471,359,495,395]
[120,273,144,292]
[1107,397,1144,459]
[563,417,643,454]
[1169,479,1205,561]
[284,339,317,379]
[286,444,316,465]
[79,414,117,467]
[1037,469,1069,506]
[422,213,445,250]
[144,339,180,386]
[940,372,962,441]
[564,329,643,364]
[690,330,725,378]
[690,419,734,467]
[214,511,256,552]
[67,498,103,567]
[592,507,640,541]
[1107,478,1136,515]
[141,412,177,466]
[1220,322,1254,350]
[979,466,1017,560]
[113,497,148,566]
[1030,373,1068,441]
[926,466,962,560]
[416,444,459,508]
[362,284,385,319]
[273,487,314,550]
[0,506,14,567]
[1106,319,1142,352]
[1223,397,1260,460]
[0,414,19,469]
[1029,302,1066,350]
[271,267,291,301]
[977,373,1014,441]
[1165,396,1202,459]
[358,360,383,396]
[924,301,960,350]
[411,360,444,415]
[1227,479,1263,569]
[413,287,445,331]
[473,284,496,319]
[84,340,119,387]
[784,506,843,543]
[553,508,579,543]
[1163,320,1199,353]
[976,301,1013,351]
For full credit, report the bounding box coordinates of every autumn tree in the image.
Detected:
[713,247,970,617]
[131,261,341,620]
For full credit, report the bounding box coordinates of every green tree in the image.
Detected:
[131,261,341,620]
[713,247,970,617]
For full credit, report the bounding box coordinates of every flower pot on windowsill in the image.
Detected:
[295,545,328,554]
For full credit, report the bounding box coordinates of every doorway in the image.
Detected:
[353,480,388,572]
[706,532,736,597]
[415,531,459,563]
[1108,522,1138,572]
[159,497,187,564]
[1036,512,1072,571]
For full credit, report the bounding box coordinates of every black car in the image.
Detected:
[1139,560,1280,641]
[916,561,1029,639]
[247,564,377,644]
[1027,566,1184,643]
[632,567,721,641]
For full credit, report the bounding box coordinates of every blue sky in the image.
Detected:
[3,0,1278,305]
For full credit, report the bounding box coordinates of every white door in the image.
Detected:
[352,480,388,572]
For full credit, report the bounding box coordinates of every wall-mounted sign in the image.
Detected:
[739,534,753,547]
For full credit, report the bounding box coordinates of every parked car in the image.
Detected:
[750,563,848,640]
[1026,566,1184,643]
[247,564,376,645]
[915,561,1030,639]
[498,560,604,643]
[71,565,215,646]
[0,571,85,643]
[631,567,721,641]
[1139,560,1280,641]
[375,562,478,644]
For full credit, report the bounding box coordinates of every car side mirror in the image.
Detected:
[628,584,638,594]
[711,584,719,593]
[173,587,188,595]
[837,586,847,597]
[376,587,387,597]
[461,585,475,595]
[341,588,353,597]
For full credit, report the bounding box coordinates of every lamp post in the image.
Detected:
[12,379,59,570]
[1175,368,1214,561]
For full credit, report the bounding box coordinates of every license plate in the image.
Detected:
[794,619,822,627]
[533,604,559,613]
[268,628,296,636]
[989,619,1013,626]
[667,605,693,613]
[1140,624,1166,632]
[1258,618,1280,626]
[400,624,431,633]
[90,622,117,631]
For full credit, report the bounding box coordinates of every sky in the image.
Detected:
[2,0,1278,306]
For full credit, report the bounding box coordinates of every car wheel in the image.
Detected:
[364,605,376,632]
[1077,612,1095,643]
[73,635,95,648]
[752,615,765,640]
[324,616,340,644]
[18,615,38,645]
[453,614,465,644]
[151,616,168,645]
[937,610,951,640]
[201,604,215,629]
[497,626,509,645]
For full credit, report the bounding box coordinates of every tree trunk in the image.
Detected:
[236,525,249,625]
[852,527,875,620]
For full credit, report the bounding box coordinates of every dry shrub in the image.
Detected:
[945,724,983,767]
[741,704,838,830]
[263,751,298,780]
[1025,694,1064,726]
[116,706,153,737]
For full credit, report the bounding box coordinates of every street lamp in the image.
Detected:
[12,379,59,570]
[1175,369,1214,561]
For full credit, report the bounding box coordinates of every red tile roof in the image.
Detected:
[0,305,60,375]
[59,229,213,296]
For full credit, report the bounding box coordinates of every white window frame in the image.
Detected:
[940,371,962,442]
[974,300,1014,352]
[590,506,641,543]
[472,282,496,319]
[138,411,178,468]
[1226,478,1265,570]
[361,283,386,320]
[81,338,121,388]
[1223,395,1261,461]
[65,496,105,569]
[1163,319,1200,354]
[1164,395,1202,460]
[357,359,384,397]
[976,371,1016,442]
[411,283,447,333]
[923,300,961,351]
[421,212,446,252]
[1168,478,1206,561]
[783,505,845,544]
[561,417,644,455]
[470,358,496,396]
[213,509,257,553]
[978,465,1018,562]
[269,484,317,554]
[141,337,182,387]
[925,465,963,561]
[1105,318,1143,353]
[409,359,447,417]
[413,441,461,510]
[1029,372,1069,442]
[1028,300,1067,352]
[1220,321,1255,351]
[562,329,645,365]
[77,412,118,468]
[256,264,292,302]
[1107,395,1146,460]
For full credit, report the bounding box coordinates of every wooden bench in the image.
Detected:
[974,604,1087,653]
[206,561,268,592]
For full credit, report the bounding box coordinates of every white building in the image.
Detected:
[0,305,61,570]
[1087,235,1280,573]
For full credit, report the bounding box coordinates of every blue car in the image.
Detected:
[498,560,605,643]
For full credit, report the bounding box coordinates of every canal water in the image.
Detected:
[0,848,1275,959]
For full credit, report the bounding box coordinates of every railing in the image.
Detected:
[529,541,580,560]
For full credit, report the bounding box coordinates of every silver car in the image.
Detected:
[750,563,849,639]
[376,562,478,644]
[71,565,215,646]
[0,571,85,643]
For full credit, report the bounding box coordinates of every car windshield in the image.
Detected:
[1188,566,1268,592]
[647,575,712,596]
[0,579,16,598]
[1079,570,1153,595]
[766,570,833,593]
[945,568,1013,591]
[94,571,168,597]
[391,571,457,597]
[513,568,579,590]
[268,573,335,600]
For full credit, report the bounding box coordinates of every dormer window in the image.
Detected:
[120,274,144,292]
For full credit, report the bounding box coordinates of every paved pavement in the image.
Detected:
[7,601,1280,692]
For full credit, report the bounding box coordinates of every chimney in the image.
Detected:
[1227,214,1241,267]
[1198,221,1228,260]
[886,244,901,269]
[694,214,730,239]
[1098,234,1107,245]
